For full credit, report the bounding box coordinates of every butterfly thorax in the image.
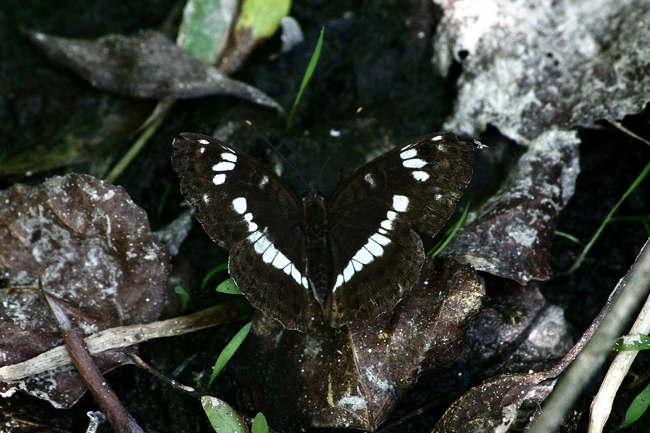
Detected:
[301,190,331,316]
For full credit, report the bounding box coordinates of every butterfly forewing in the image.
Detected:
[325,133,473,325]
[172,133,313,330]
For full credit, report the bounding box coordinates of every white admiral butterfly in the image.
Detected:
[172,132,473,331]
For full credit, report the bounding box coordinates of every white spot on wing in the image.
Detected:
[412,171,429,182]
[403,158,426,169]
[246,229,308,289]
[199,147,206,154]
[213,174,226,185]
[213,161,235,172]
[221,152,237,162]
[431,135,443,141]
[370,233,391,246]
[355,247,374,264]
[343,265,354,282]
[392,195,409,212]
[272,253,290,270]
[232,197,247,214]
[262,246,277,264]
[243,213,258,232]
[333,275,345,292]
[199,139,210,145]
[364,173,376,188]
[259,175,269,188]
[202,194,210,204]
[400,148,417,159]
[365,239,384,256]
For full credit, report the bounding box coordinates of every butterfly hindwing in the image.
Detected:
[172,133,313,330]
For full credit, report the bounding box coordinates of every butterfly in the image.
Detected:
[172,132,473,331]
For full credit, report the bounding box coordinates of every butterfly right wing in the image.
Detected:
[172,133,313,330]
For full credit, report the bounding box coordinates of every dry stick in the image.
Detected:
[44,293,144,433]
[588,285,650,431]
[529,237,650,433]
[0,298,252,382]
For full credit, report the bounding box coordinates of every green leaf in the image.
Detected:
[201,263,229,290]
[625,381,650,425]
[251,412,269,433]
[201,396,249,433]
[177,0,239,64]
[236,0,291,40]
[174,285,191,313]
[207,322,252,389]
[287,27,324,130]
[216,278,242,295]
[567,158,650,273]
[430,202,470,257]
[613,334,650,351]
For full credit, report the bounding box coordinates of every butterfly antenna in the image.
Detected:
[244,120,310,189]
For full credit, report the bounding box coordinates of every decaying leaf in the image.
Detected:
[218,0,292,74]
[23,29,284,114]
[444,129,580,283]
[0,174,170,408]
[246,258,486,431]
[432,0,650,284]
[177,0,239,65]
[433,371,556,433]
[434,0,650,144]
[462,280,574,376]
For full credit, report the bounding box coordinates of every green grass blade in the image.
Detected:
[207,322,252,389]
[104,114,165,183]
[286,27,324,130]
[566,158,650,274]
[431,203,470,257]
[554,230,581,244]
[201,263,229,290]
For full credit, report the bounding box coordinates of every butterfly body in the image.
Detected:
[172,132,473,331]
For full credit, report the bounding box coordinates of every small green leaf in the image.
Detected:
[287,27,324,129]
[207,322,252,389]
[613,334,650,351]
[174,285,191,313]
[216,278,242,295]
[625,381,650,425]
[201,396,249,433]
[251,412,269,433]
[177,0,239,64]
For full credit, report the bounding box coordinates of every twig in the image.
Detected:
[529,237,650,433]
[44,292,144,433]
[0,298,252,381]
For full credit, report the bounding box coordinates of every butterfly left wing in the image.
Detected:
[172,133,314,330]
[326,132,474,326]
